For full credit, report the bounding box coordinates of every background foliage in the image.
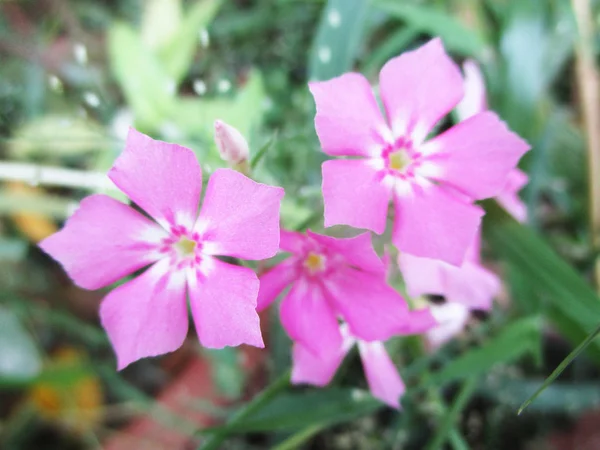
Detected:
[1,0,600,449]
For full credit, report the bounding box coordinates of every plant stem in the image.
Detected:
[0,161,115,191]
[572,0,600,289]
[198,369,291,450]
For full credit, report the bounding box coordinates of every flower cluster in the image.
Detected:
[40,39,529,408]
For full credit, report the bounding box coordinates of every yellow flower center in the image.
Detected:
[388,149,411,171]
[303,252,326,274]
[175,237,197,256]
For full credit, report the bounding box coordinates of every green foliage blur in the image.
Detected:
[1,0,600,449]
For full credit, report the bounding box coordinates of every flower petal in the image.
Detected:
[291,342,347,387]
[280,229,307,254]
[189,258,263,348]
[398,252,447,299]
[309,73,389,157]
[99,259,188,370]
[456,59,487,121]
[422,111,530,200]
[196,169,284,260]
[497,169,528,222]
[256,262,296,311]
[324,267,409,342]
[392,184,484,266]
[427,303,471,350]
[280,279,342,358]
[39,194,167,290]
[307,231,385,275]
[379,38,463,144]
[109,128,202,229]
[322,159,390,234]
[358,340,405,409]
[395,309,438,335]
[445,262,500,310]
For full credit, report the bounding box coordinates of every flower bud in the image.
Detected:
[214,120,250,164]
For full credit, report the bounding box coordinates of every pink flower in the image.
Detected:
[257,230,435,357]
[291,324,405,409]
[456,59,528,223]
[310,39,530,265]
[214,119,250,164]
[40,129,284,369]
[426,303,471,350]
[398,236,501,312]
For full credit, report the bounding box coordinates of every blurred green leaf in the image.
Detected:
[374,1,486,56]
[433,317,542,384]
[205,348,245,399]
[0,239,27,262]
[141,0,183,52]
[208,388,381,433]
[0,307,42,386]
[308,0,371,81]
[363,26,419,75]
[157,0,222,83]
[108,22,175,129]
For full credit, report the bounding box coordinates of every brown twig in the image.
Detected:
[572,0,600,289]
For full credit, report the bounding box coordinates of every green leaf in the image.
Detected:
[308,0,372,81]
[518,321,600,414]
[433,317,542,384]
[108,22,175,129]
[157,0,222,83]
[486,208,600,335]
[363,26,419,75]
[208,388,381,433]
[205,348,245,399]
[0,307,42,386]
[374,1,486,56]
[141,0,183,52]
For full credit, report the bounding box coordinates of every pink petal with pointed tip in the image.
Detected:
[280,229,307,254]
[291,342,347,387]
[322,159,390,234]
[109,128,202,229]
[358,340,405,409]
[427,303,471,350]
[189,258,263,349]
[423,111,530,200]
[395,308,438,335]
[256,262,296,312]
[309,73,389,157]
[197,169,284,260]
[456,59,487,121]
[280,279,342,358]
[307,231,385,275]
[39,194,166,290]
[393,184,484,266]
[497,169,528,223]
[99,259,188,370]
[379,38,464,143]
[324,267,409,342]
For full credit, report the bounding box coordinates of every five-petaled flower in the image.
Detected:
[310,38,530,265]
[40,129,284,369]
[292,324,406,409]
[257,230,435,358]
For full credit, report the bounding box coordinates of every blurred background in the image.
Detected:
[1,0,600,448]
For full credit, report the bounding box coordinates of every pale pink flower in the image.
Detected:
[257,230,435,358]
[398,236,501,312]
[40,129,284,369]
[427,303,471,350]
[291,324,405,409]
[456,59,528,223]
[214,119,250,164]
[310,39,530,265]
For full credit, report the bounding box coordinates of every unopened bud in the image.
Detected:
[214,120,249,165]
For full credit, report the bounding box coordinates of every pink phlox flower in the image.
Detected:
[399,234,500,348]
[427,302,471,350]
[291,323,405,409]
[398,235,500,312]
[257,229,435,358]
[40,128,284,369]
[456,59,528,223]
[310,39,530,266]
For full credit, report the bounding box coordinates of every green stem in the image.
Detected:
[425,377,478,450]
[198,370,291,450]
[271,424,324,450]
